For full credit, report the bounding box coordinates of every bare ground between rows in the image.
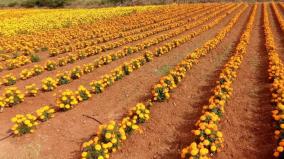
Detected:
[0,6,242,159]
[111,6,252,159]
[0,5,239,135]
[0,5,217,78]
[217,5,274,159]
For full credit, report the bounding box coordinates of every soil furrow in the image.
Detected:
[217,5,274,159]
[110,5,252,159]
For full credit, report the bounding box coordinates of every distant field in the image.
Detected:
[0,0,19,5]
[0,0,171,7]
[0,0,103,7]
[0,5,159,36]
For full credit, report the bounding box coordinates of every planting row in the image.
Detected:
[8,4,242,136]
[0,4,225,71]
[263,4,284,158]
[0,5,198,59]
[180,4,257,159]
[0,5,160,37]
[271,3,284,34]
[80,5,248,159]
[0,4,237,113]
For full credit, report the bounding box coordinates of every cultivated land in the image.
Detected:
[0,2,284,159]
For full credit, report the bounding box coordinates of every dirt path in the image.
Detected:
[110,6,251,159]
[0,6,243,159]
[217,5,274,159]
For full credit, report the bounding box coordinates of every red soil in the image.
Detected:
[0,3,279,159]
[217,5,274,159]
[111,5,252,159]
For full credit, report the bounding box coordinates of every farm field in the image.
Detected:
[0,2,284,159]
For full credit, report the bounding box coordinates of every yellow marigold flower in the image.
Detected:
[204,129,211,135]
[277,146,284,152]
[211,145,217,152]
[95,144,102,151]
[199,148,209,156]
[81,152,87,158]
[190,148,199,156]
[216,131,223,138]
[105,133,111,139]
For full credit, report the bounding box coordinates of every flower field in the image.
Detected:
[0,2,284,159]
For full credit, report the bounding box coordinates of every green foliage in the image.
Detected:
[107,0,123,4]
[30,54,40,62]
[7,2,18,7]
[21,0,70,8]
[21,0,37,7]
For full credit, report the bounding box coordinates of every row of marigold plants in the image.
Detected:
[0,4,234,98]
[0,4,228,74]
[10,51,153,135]
[79,5,248,159]
[180,5,256,159]
[0,6,192,70]
[8,4,240,136]
[48,5,212,57]
[263,4,284,158]
[0,5,183,54]
[0,5,198,62]
[47,4,224,57]
[0,5,161,37]
[271,3,284,33]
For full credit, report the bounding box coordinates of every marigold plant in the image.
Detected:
[4,87,24,107]
[2,74,16,86]
[57,90,78,111]
[83,64,95,74]
[81,142,109,159]
[160,75,177,90]
[0,96,6,111]
[70,66,83,80]
[25,84,39,97]
[152,83,170,102]
[45,60,57,71]
[58,57,68,66]
[20,69,34,80]
[129,103,150,124]
[11,114,38,135]
[42,77,57,91]
[76,85,92,102]
[144,51,154,62]
[102,74,115,87]
[32,65,44,75]
[122,62,133,75]
[56,72,71,85]
[90,80,105,94]
[120,117,139,135]
[82,121,126,158]
[36,105,55,121]
[111,68,124,81]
